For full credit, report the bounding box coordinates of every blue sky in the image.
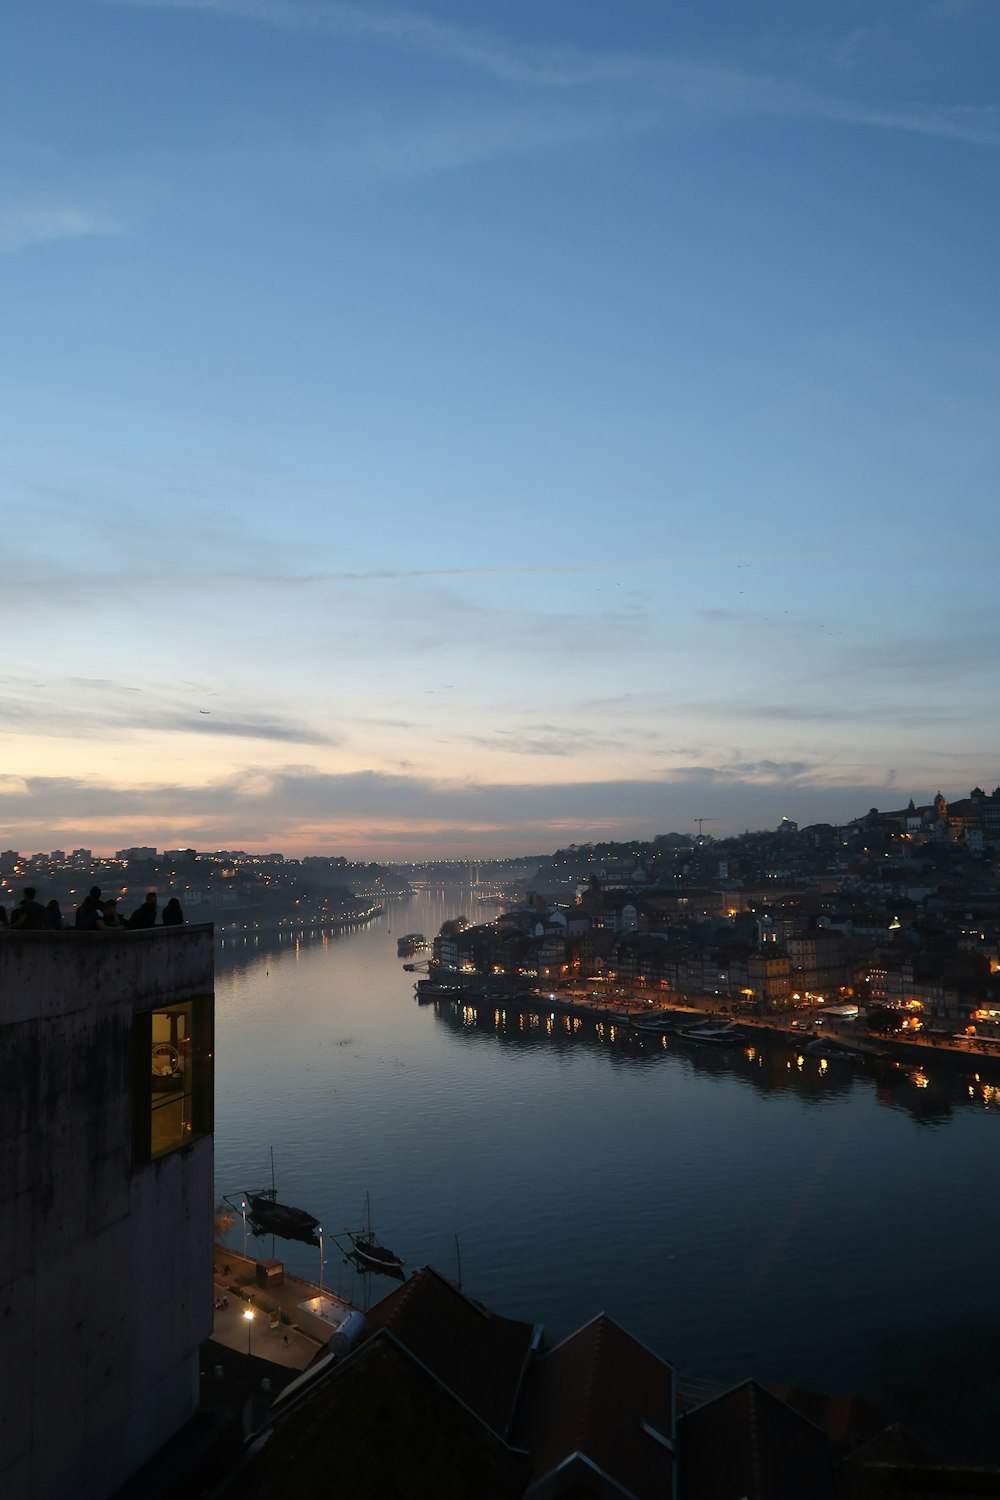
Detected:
[2,0,999,856]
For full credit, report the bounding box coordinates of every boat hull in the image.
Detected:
[349,1234,405,1274]
[677,1025,745,1046]
[247,1193,320,1241]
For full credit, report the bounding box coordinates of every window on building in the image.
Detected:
[133,997,213,1163]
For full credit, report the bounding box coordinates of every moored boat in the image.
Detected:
[804,1037,858,1060]
[347,1193,404,1276]
[414,978,467,1000]
[631,1013,676,1035]
[677,1020,745,1046]
[248,1196,320,1243]
[243,1150,320,1242]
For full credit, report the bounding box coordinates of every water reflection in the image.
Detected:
[441,997,657,1065]
[216,921,366,978]
[430,993,1000,1126]
[211,900,1000,1411]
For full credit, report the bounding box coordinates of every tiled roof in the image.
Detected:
[361,1265,539,1438]
[766,1381,884,1450]
[679,1379,836,1500]
[514,1314,675,1500]
[237,1335,531,1500]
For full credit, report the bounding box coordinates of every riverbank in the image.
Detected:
[414,973,1000,1073]
[214,906,384,937]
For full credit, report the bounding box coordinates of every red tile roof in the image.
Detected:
[237,1335,532,1499]
[514,1314,675,1500]
[679,1379,836,1500]
[766,1381,884,1450]
[361,1266,539,1438]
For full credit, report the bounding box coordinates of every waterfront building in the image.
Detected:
[0,924,215,1499]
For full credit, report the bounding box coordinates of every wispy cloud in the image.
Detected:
[0,675,333,746]
[461,724,631,758]
[103,0,1000,149]
[348,105,623,176]
[0,552,789,599]
[0,552,765,640]
[0,199,122,252]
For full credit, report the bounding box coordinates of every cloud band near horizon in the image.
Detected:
[0,762,965,858]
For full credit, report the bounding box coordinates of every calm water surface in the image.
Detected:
[213,895,1000,1404]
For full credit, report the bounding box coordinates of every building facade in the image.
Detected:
[0,926,215,1500]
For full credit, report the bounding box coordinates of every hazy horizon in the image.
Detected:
[3,772,989,863]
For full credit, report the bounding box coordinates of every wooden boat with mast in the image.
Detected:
[347,1193,405,1275]
[243,1149,320,1242]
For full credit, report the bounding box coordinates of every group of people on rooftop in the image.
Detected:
[0,886,185,931]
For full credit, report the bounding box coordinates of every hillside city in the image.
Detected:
[7,784,1000,1038]
[9,783,1000,1498]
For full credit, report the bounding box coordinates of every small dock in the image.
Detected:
[212,1244,358,1371]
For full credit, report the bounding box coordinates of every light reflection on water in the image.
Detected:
[213,896,1000,1399]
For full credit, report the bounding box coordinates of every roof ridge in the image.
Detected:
[577,1313,608,1447]
[747,1382,763,1500]
[379,1264,427,1325]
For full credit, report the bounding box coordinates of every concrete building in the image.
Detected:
[0,925,215,1500]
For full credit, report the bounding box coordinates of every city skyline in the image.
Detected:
[4,1,999,856]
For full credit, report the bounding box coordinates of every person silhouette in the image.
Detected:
[75,886,103,930]
[127,891,158,929]
[11,887,46,930]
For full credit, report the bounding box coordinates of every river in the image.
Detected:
[212,892,1000,1447]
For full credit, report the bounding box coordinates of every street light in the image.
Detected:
[241,1200,248,1260]
[243,1306,254,1358]
[318,1226,324,1294]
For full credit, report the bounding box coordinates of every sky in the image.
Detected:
[2,0,999,858]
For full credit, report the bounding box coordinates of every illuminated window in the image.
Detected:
[133,997,213,1163]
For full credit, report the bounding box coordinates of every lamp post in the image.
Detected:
[244,1306,254,1359]
[241,1200,248,1260]
[318,1226,324,1295]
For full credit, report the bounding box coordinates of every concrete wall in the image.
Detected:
[0,927,215,1500]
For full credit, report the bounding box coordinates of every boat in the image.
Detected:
[631,1013,676,1035]
[349,1253,406,1283]
[414,978,467,1001]
[347,1194,405,1276]
[804,1037,858,1060]
[243,1150,320,1242]
[677,1020,745,1046]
